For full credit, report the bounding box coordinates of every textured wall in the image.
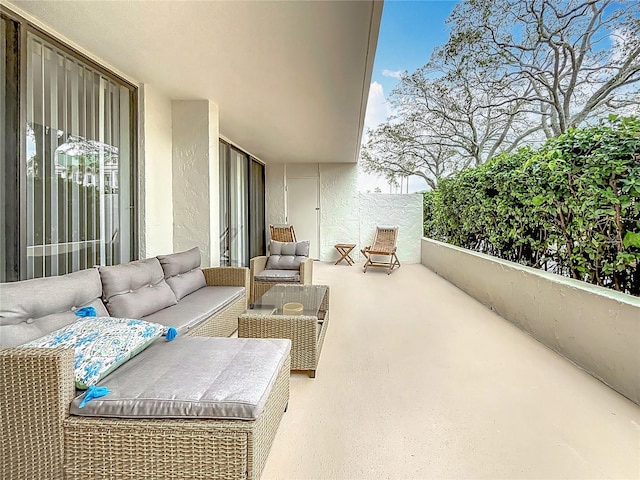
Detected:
[358,193,423,264]
[140,84,173,258]
[265,163,286,251]
[319,164,359,260]
[265,162,423,263]
[171,101,212,265]
[422,237,640,405]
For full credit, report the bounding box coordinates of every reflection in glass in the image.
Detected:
[26,33,132,278]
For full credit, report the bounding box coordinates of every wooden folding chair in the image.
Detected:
[269,224,297,242]
[361,226,401,274]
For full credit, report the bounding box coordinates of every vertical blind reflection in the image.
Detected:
[230,148,249,267]
[0,18,6,281]
[26,33,131,278]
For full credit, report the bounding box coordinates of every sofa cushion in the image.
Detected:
[0,268,109,348]
[266,240,310,270]
[143,286,245,334]
[99,258,177,318]
[157,247,206,301]
[70,337,291,420]
[254,269,301,283]
[22,316,166,389]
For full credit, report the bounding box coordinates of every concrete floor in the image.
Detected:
[261,262,640,480]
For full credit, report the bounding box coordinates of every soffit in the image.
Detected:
[6,0,382,164]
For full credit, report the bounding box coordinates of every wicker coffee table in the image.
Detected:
[239,284,329,378]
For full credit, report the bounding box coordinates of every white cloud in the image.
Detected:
[382,69,403,79]
[364,81,392,130]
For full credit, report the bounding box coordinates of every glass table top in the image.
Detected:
[249,284,327,317]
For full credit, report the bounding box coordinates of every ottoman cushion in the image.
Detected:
[70,337,291,421]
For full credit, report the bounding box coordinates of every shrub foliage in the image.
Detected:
[423,116,640,296]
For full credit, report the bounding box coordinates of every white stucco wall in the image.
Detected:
[140,84,173,258]
[265,162,423,263]
[207,102,221,267]
[171,100,218,266]
[358,193,422,264]
[265,163,286,250]
[319,164,360,261]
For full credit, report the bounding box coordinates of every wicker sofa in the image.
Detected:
[0,248,290,480]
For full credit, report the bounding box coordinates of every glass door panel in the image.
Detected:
[25,33,133,278]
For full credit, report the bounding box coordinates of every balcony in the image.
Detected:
[262,261,639,479]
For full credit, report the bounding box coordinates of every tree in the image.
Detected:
[445,0,640,137]
[361,0,640,187]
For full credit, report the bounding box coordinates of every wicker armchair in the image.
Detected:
[361,226,401,275]
[250,240,313,303]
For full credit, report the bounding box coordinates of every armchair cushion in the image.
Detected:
[266,240,310,270]
[157,247,206,301]
[254,269,301,283]
[99,258,177,318]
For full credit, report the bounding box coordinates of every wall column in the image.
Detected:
[171,100,220,266]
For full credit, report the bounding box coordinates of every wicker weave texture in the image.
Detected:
[239,287,329,377]
[269,225,296,242]
[361,227,401,274]
[245,354,290,480]
[249,258,313,303]
[1,348,75,480]
[239,315,318,371]
[63,354,290,480]
[203,267,250,289]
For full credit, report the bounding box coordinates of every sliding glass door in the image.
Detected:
[219,140,265,266]
[1,8,137,281]
[25,33,133,278]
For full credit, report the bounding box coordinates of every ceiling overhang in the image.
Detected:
[5,0,383,164]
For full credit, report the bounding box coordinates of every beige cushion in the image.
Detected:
[99,258,177,319]
[157,247,206,301]
[70,337,291,420]
[0,268,109,348]
[254,269,301,283]
[266,240,310,270]
[143,286,245,333]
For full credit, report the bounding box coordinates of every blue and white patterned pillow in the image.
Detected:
[22,316,166,389]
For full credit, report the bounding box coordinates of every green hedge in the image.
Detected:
[423,116,640,296]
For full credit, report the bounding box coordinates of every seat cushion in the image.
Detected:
[99,258,177,318]
[157,247,206,301]
[70,336,291,420]
[143,286,245,334]
[254,269,301,283]
[0,268,109,348]
[266,240,310,270]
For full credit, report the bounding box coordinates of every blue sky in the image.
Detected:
[359,0,460,193]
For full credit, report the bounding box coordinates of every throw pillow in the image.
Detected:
[21,316,168,389]
[157,247,206,301]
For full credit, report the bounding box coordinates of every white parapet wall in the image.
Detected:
[421,237,640,405]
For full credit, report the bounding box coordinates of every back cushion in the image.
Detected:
[157,247,206,301]
[0,268,108,348]
[266,240,310,270]
[99,258,177,319]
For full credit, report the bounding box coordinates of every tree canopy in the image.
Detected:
[361,0,640,189]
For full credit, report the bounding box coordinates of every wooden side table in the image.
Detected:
[334,243,356,266]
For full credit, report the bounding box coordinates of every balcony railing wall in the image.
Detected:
[421,237,640,405]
